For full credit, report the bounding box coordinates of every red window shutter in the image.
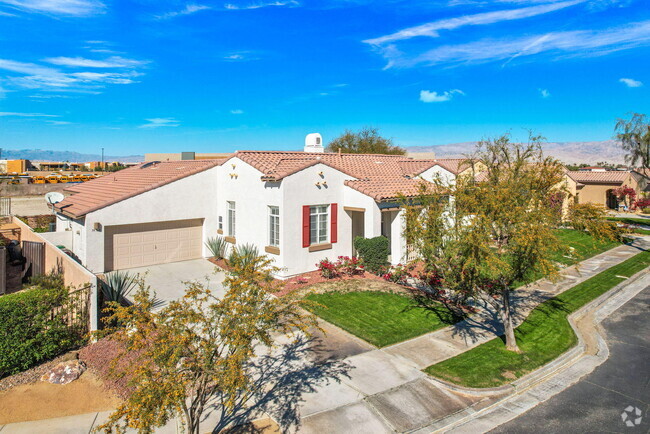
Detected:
[331,203,338,243]
[302,205,310,247]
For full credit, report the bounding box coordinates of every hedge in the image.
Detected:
[354,236,390,274]
[0,285,82,377]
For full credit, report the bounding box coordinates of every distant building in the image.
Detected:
[0,159,35,173]
[145,152,232,162]
[578,166,607,172]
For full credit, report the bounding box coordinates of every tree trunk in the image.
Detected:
[501,289,520,353]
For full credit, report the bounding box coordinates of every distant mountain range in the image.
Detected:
[406,140,626,165]
[0,139,627,165]
[0,149,144,163]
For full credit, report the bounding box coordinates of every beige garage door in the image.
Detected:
[105,219,204,271]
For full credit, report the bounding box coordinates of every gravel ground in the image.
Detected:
[9,196,53,216]
[0,351,79,392]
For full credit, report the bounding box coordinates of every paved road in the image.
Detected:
[491,285,650,433]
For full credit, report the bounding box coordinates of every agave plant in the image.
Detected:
[228,243,260,271]
[205,236,229,260]
[100,270,138,305]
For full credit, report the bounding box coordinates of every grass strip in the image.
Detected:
[607,217,650,227]
[424,251,650,388]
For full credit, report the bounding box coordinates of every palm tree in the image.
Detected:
[615,113,650,170]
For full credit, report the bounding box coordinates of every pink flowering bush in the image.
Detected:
[381,263,415,284]
[317,259,340,279]
[338,256,363,276]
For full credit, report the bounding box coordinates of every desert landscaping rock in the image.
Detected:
[40,360,86,385]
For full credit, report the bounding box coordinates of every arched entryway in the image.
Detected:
[606,189,618,210]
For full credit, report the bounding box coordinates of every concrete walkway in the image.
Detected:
[1,237,647,433]
[383,238,650,369]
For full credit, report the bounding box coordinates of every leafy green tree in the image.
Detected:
[326,126,405,155]
[615,112,650,170]
[402,134,572,352]
[98,255,317,433]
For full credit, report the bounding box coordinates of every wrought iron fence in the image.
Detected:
[51,285,91,338]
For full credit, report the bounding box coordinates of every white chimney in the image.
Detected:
[304,133,324,153]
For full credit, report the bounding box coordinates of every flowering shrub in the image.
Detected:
[338,256,363,276]
[613,185,636,208]
[381,263,415,284]
[634,197,650,211]
[317,259,340,279]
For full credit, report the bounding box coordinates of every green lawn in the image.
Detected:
[552,229,621,265]
[305,230,620,348]
[305,291,457,347]
[424,251,650,388]
[607,217,650,227]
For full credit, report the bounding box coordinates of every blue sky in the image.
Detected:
[0,0,649,155]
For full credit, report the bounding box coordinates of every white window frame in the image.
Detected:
[227,201,236,237]
[310,205,329,245]
[268,206,280,247]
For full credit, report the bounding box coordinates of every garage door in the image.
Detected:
[105,219,204,271]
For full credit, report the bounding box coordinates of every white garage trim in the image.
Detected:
[105,219,204,271]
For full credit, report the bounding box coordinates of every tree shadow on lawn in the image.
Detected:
[208,335,352,433]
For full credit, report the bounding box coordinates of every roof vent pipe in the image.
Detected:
[304,133,324,153]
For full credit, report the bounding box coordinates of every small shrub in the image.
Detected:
[354,236,389,274]
[381,263,414,284]
[205,236,229,260]
[338,256,363,276]
[317,258,340,279]
[100,270,137,305]
[0,286,81,377]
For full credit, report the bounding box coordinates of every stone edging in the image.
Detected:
[425,267,650,398]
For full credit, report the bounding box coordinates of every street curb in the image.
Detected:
[425,266,649,433]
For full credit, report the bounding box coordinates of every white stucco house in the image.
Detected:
[53,135,470,278]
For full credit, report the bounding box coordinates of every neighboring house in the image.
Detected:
[564,170,649,209]
[53,135,469,278]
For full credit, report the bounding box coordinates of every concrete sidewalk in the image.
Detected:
[382,238,649,369]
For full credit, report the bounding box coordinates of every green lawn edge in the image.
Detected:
[424,250,650,388]
[305,291,457,347]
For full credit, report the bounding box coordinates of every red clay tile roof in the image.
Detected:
[344,178,433,201]
[231,150,464,181]
[565,170,629,184]
[55,160,223,218]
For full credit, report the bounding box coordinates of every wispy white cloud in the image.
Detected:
[230,109,244,114]
[0,53,149,93]
[222,51,261,61]
[224,0,299,10]
[0,111,59,117]
[139,118,180,128]
[44,56,148,68]
[47,120,72,125]
[619,77,643,87]
[383,20,650,68]
[0,10,16,16]
[0,0,105,16]
[539,88,550,98]
[155,4,211,20]
[419,89,464,103]
[364,0,583,45]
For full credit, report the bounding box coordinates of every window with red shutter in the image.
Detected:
[302,205,310,248]
[331,203,338,243]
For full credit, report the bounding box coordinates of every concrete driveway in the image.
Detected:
[122,259,226,307]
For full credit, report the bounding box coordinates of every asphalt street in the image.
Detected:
[491,284,650,433]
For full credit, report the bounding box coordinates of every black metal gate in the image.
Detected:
[22,240,45,277]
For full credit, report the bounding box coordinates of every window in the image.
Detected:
[310,205,328,244]
[268,206,280,247]
[227,201,236,237]
[218,216,223,231]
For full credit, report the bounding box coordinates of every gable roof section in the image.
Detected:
[344,178,427,201]
[55,160,223,218]
[565,170,629,185]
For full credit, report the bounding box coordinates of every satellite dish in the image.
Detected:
[45,191,65,205]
